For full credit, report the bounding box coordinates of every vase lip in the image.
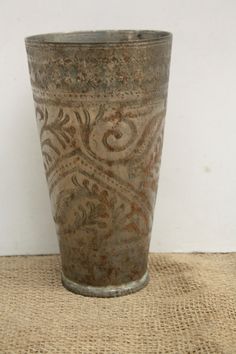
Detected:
[25,30,172,47]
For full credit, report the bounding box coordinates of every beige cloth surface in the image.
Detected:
[0,253,236,354]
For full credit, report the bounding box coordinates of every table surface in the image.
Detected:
[0,253,236,353]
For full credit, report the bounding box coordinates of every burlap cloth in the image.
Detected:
[0,253,236,353]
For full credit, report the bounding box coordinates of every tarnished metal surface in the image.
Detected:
[25,30,172,297]
[62,270,149,297]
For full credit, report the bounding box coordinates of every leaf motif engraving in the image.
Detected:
[35,106,76,169]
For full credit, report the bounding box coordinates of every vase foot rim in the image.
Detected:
[61,271,149,297]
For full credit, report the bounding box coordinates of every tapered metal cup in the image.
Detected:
[25,30,172,297]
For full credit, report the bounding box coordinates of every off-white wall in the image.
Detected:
[0,0,236,255]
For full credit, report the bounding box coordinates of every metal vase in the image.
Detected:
[25,30,172,297]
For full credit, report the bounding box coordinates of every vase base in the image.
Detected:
[61,271,149,297]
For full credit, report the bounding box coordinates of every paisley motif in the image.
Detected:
[74,106,138,161]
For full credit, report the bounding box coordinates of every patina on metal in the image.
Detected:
[25,30,172,297]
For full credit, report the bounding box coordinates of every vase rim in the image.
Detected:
[25,30,172,46]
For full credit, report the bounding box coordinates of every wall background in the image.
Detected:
[0,0,235,255]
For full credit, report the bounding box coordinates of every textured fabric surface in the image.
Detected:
[0,253,236,354]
